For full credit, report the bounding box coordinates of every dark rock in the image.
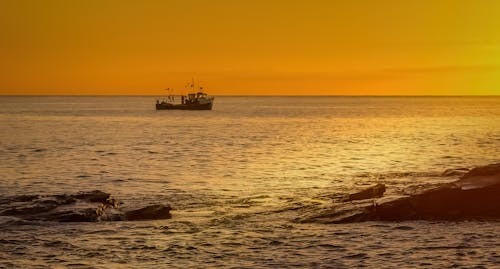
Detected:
[125,205,172,221]
[297,200,376,224]
[0,190,171,223]
[453,163,500,190]
[0,196,76,216]
[8,195,40,203]
[0,200,60,216]
[300,163,500,223]
[31,208,99,222]
[371,181,500,221]
[70,190,110,203]
[0,195,39,208]
[341,183,386,202]
[460,163,500,179]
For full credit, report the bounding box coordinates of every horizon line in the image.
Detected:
[0,94,499,97]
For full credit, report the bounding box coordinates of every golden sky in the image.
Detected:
[1,0,500,95]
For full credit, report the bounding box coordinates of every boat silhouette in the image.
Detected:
[155,80,214,110]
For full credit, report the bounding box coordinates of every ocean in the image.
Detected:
[0,96,499,268]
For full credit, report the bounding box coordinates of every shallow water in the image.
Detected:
[0,96,499,268]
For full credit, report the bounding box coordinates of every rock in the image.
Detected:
[341,183,386,202]
[300,163,500,223]
[296,199,376,224]
[453,163,500,190]
[35,208,99,222]
[0,200,59,216]
[0,196,76,216]
[372,180,500,221]
[461,163,500,179]
[125,205,172,221]
[0,194,39,204]
[0,190,172,223]
[70,190,110,203]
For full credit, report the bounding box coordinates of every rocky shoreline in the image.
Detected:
[299,163,500,223]
[2,163,499,224]
[0,190,171,222]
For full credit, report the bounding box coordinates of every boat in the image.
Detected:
[155,81,215,110]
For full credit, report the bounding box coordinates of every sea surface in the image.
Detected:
[0,96,499,268]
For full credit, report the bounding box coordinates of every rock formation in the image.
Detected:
[0,190,172,222]
[299,163,500,223]
[125,205,172,221]
[341,183,386,202]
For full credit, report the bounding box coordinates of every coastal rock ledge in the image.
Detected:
[299,163,500,223]
[0,190,172,222]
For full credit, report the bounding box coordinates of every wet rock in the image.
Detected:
[70,190,110,203]
[454,163,500,190]
[2,195,40,203]
[341,183,386,202]
[1,200,60,216]
[297,199,376,224]
[460,163,500,179]
[371,180,500,221]
[0,190,171,223]
[34,208,99,222]
[301,163,500,223]
[0,196,76,216]
[125,205,172,221]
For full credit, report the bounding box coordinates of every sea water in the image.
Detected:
[0,96,499,268]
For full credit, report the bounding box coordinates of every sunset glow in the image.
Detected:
[1,0,500,95]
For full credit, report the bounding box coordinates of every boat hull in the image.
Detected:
[156,103,213,110]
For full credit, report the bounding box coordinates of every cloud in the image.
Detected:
[384,64,500,75]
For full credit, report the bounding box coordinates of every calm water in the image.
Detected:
[0,96,499,268]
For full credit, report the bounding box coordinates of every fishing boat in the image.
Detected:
[155,80,215,110]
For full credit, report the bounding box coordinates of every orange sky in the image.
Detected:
[1,0,500,95]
